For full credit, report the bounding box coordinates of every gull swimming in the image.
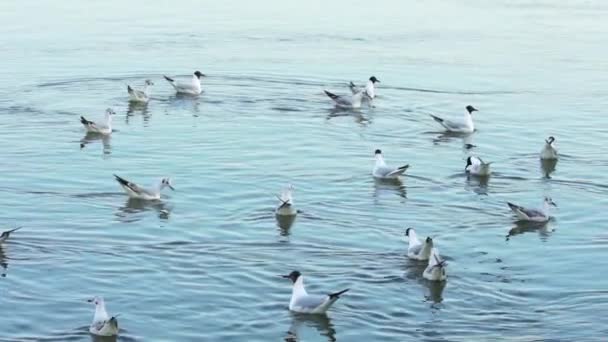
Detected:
[423,248,447,281]
[349,76,380,99]
[127,79,154,103]
[507,197,556,222]
[113,174,174,200]
[164,70,205,95]
[276,184,297,216]
[404,228,433,260]
[430,105,478,133]
[0,227,21,243]
[80,108,115,135]
[465,156,492,176]
[540,136,559,160]
[282,271,349,314]
[88,296,119,337]
[324,89,369,109]
[373,149,409,179]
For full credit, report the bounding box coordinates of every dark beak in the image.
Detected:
[168,184,175,191]
[281,275,290,279]
[87,299,93,303]
[551,202,557,207]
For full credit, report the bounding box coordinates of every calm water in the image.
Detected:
[1,1,608,341]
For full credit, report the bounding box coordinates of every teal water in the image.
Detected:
[1,1,608,341]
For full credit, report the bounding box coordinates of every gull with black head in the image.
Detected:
[465,156,492,176]
[164,70,205,95]
[373,149,409,179]
[404,228,433,260]
[540,136,559,160]
[281,271,349,314]
[430,105,478,133]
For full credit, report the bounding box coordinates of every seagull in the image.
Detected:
[80,108,115,135]
[164,71,205,95]
[540,136,559,160]
[87,296,119,337]
[423,248,447,281]
[372,149,409,179]
[113,174,174,200]
[324,89,369,109]
[281,270,349,315]
[507,197,556,222]
[276,184,297,216]
[127,79,154,103]
[404,228,433,260]
[465,156,492,176]
[0,227,21,243]
[349,76,380,99]
[430,105,478,133]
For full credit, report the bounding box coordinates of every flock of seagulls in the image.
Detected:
[1,71,563,337]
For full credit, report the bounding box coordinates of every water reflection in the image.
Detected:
[424,279,446,304]
[373,178,407,200]
[276,213,297,236]
[464,174,490,195]
[506,220,555,241]
[432,131,474,148]
[326,108,371,126]
[91,335,118,342]
[126,102,151,125]
[0,245,7,277]
[167,93,201,115]
[80,132,111,155]
[115,198,173,222]
[540,158,558,179]
[285,313,336,342]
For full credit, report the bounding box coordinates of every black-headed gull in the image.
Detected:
[87,296,119,337]
[276,184,297,216]
[507,197,556,222]
[127,79,154,103]
[281,271,349,314]
[349,76,380,99]
[164,71,205,95]
[423,248,447,281]
[405,228,433,260]
[114,174,174,200]
[373,149,409,179]
[324,89,369,109]
[465,156,492,176]
[80,108,115,135]
[0,227,21,243]
[540,136,559,160]
[430,105,478,133]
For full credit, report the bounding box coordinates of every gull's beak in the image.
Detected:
[280,274,290,279]
[168,184,175,191]
[551,201,557,207]
[87,298,93,303]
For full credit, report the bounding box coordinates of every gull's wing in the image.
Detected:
[430,115,465,131]
[114,174,145,195]
[349,82,361,94]
[294,294,328,310]
[324,90,352,107]
[508,202,544,219]
[375,165,408,177]
[386,165,409,177]
[128,86,146,99]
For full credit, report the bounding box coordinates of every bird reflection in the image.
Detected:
[116,198,173,222]
[464,174,490,195]
[506,220,555,241]
[276,213,297,236]
[167,93,201,115]
[0,245,7,277]
[326,108,371,126]
[91,335,118,342]
[80,133,111,155]
[373,178,407,200]
[540,158,558,179]
[126,101,151,125]
[432,131,474,148]
[424,279,446,304]
[285,313,336,342]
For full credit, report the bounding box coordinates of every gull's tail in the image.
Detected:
[80,116,92,125]
[113,174,129,187]
[328,288,350,299]
[324,90,339,101]
[127,85,134,94]
[507,202,523,212]
[430,114,444,123]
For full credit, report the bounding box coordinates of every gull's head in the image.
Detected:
[194,71,206,79]
[161,177,175,191]
[544,197,557,207]
[545,136,555,145]
[369,76,380,84]
[425,236,434,247]
[87,296,104,306]
[281,270,302,284]
[374,149,382,156]
[465,156,473,170]
[466,105,478,114]
[405,227,414,237]
[145,79,154,86]
[105,108,116,116]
